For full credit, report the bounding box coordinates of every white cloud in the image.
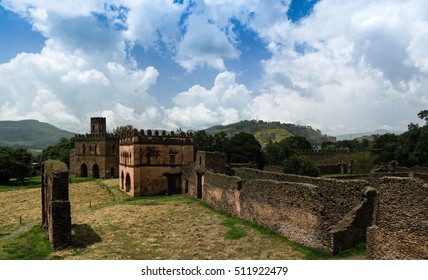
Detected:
[168,71,253,129]
[175,14,239,71]
[0,46,161,132]
[1,0,428,136]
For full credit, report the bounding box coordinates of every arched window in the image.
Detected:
[82,144,86,154]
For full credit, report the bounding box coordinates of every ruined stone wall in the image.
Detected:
[367,177,428,259]
[294,149,352,166]
[196,151,228,174]
[183,166,374,254]
[41,160,71,250]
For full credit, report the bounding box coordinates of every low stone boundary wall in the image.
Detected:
[367,177,428,259]
[184,167,374,254]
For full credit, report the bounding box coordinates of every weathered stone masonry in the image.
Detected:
[367,177,428,259]
[183,153,375,254]
[41,160,71,250]
[70,117,119,179]
[119,129,194,196]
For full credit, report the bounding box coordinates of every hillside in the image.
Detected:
[334,129,401,141]
[205,120,335,146]
[0,119,75,150]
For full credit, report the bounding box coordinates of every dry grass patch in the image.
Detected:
[1,179,364,260]
[0,188,40,235]
[52,193,305,260]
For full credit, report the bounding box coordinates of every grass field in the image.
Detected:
[0,178,366,260]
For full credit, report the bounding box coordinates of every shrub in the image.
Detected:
[283,155,320,177]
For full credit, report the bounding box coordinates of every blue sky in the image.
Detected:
[0,0,427,135]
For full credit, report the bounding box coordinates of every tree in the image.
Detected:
[112,125,134,136]
[193,130,229,155]
[371,133,399,164]
[264,136,312,165]
[226,132,264,169]
[417,109,428,123]
[283,155,320,177]
[41,137,75,167]
[0,146,33,183]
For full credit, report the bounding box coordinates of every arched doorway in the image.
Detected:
[92,164,100,178]
[110,167,115,178]
[196,172,203,199]
[125,173,131,192]
[80,164,88,177]
[120,171,124,190]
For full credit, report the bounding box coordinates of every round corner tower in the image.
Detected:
[91,117,106,134]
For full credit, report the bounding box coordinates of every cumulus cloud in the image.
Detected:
[0,47,161,132]
[167,71,253,129]
[175,14,239,71]
[1,0,428,136]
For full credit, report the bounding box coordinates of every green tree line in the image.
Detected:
[372,113,428,167]
[0,146,33,183]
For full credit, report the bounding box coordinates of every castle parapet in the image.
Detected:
[74,133,117,140]
[119,130,193,145]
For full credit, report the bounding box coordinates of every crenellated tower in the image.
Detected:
[69,117,119,179]
[90,117,107,134]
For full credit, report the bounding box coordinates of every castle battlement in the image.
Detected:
[119,129,193,145]
[74,133,117,140]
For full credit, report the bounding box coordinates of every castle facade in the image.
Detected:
[69,117,119,179]
[119,129,194,196]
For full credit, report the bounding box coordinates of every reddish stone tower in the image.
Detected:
[69,117,119,178]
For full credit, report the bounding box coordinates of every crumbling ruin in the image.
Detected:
[367,177,428,259]
[41,160,71,250]
[183,151,376,254]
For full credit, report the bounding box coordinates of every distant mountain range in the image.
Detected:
[334,129,396,141]
[205,120,336,146]
[0,119,75,151]
[0,118,398,152]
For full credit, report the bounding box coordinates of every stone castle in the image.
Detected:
[69,117,119,179]
[119,129,194,196]
[67,117,427,259]
[70,117,194,196]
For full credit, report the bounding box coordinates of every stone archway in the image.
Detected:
[120,171,124,190]
[92,164,100,178]
[80,164,88,177]
[125,173,131,192]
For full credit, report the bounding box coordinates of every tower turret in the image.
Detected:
[90,117,106,134]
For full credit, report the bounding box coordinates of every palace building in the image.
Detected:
[119,129,194,196]
[69,117,119,179]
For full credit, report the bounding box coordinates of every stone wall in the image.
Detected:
[183,166,374,254]
[367,177,428,259]
[41,160,71,250]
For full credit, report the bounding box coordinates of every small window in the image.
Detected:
[169,154,176,164]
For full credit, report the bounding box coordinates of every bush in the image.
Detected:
[283,155,320,177]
